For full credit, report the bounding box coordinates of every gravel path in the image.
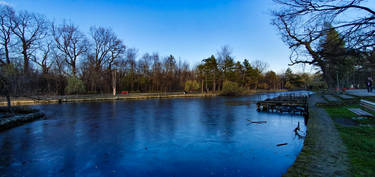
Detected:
[285,94,350,177]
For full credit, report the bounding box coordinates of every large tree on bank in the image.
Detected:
[272,0,375,88]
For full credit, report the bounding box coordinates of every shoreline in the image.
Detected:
[0,107,46,131]
[284,94,350,176]
[0,93,218,106]
[0,89,290,107]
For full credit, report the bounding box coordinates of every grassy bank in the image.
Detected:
[284,94,350,177]
[0,107,45,131]
[324,104,375,177]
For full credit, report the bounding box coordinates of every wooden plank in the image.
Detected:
[361,103,375,112]
[361,99,375,106]
[277,143,288,147]
[247,120,267,124]
[362,105,375,112]
[348,108,373,117]
[360,99,375,111]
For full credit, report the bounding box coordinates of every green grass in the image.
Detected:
[322,105,375,177]
[323,104,375,124]
[324,105,357,119]
[336,126,375,177]
[362,96,375,103]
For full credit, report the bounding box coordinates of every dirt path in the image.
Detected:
[285,94,350,177]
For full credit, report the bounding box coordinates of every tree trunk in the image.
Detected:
[6,94,11,111]
[322,66,336,89]
[217,80,221,92]
[213,72,216,93]
[201,79,204,93]
[72,63,77,77]
[23,53,29,74]
[4,42,10,64]
[22,42,30,74]
[205,75,208,92]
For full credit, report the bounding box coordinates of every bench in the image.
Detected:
[348,108,373,117]
[360,99,375,112]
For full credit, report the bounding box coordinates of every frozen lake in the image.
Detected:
[0,91,308,177]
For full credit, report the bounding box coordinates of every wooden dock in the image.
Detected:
[256,94,309,115]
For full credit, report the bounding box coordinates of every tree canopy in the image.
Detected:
[272,0,374,88]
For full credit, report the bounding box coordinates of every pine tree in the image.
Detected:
[319,25,354,88]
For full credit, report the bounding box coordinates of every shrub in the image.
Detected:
[184,80,200,92]
[65,76,86,94]
[220,80,243,96]
[285,81,295,90]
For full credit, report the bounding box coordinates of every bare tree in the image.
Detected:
[0,5,15,65]
[216,45,232,62]
[31,39,54,74]
[52,49,68,76]
[87,26,126,93]
[11,11,48,74]
[178,60,191,90]
[273,0,375,50]
[252,60,269,73]
[126,48,138,91]
[0,6,14,109]
[151,53,162,92]
[89,26,125,71]
[271,0,375,87]
[52,22,89,77]
[139,53,151,76]
[107,39,126,71]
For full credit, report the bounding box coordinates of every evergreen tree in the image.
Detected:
[319,25,354,88]
[202,55,218,92]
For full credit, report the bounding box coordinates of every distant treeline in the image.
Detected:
[0,5,319,99]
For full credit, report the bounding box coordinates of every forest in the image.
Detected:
[0,5,317,100]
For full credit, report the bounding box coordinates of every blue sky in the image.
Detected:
[5,0,306,73]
